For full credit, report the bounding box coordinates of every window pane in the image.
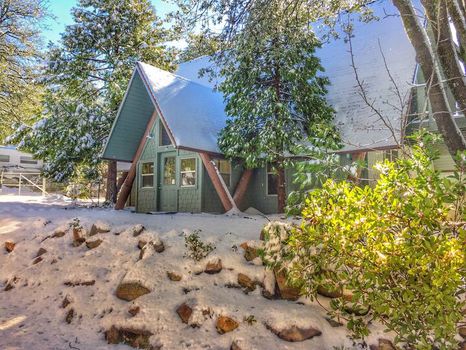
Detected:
[221,173,230,186]
[181,171,196,186]
[163,157,176,185]
[142,162,154,175]
[267,173,278,195]
[20,156,37,165]
[160,124,171,146]
[0,155,10,162]
[181,158,196,172]
[142,175,154,187]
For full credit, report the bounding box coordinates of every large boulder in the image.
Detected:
[274,269,300,301]
[205,258,222,274]
[105,326,154,349]
[216,316,239,334]
[116,281,151,301]
[4,241,15,253]
[266,323,321,342]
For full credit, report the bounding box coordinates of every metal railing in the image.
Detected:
[0,171,47,196]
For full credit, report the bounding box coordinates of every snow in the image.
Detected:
[0,196,391,349]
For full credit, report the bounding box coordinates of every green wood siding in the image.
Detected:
[103,72,155,162]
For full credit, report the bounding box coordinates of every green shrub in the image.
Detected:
[184,230,215,261]
[262,132,466,349]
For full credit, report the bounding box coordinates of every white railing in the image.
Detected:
[0,172,47,196]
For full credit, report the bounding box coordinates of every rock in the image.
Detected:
[231,340,244,350]
[216,316,239,334]
[32,256,43,265]
[237,273,256,292]
[52,229,66,238]
[370,339,396,350]
[89,222,110,236]
[459,326,466,339]
[116,281,151,301]
[50,258,58,264]
[128,224,145,237]
[4,276,19,291]
[153,240,164,253]
[65,308,74,324]
[205,258,222,274]
[325,317,343,327]
[4,241,15,253]
[86,239,103,249]
[261,270,278,299]
[176,303,193,324]
[459,341,466,350]
[62,295,72,308]
[128,306,140,317]
[266,323,321,342]
[274,269,300,301]
[317,285,343,299]
[36,247,47,257]
[344,302,370,316]
[72,227,86,247]
[138,239,147,249]
[167,272,182,281]
[240,241,262,262]
[105,325,153,349]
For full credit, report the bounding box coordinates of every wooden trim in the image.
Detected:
[115,111,158,210]
[233,168,253,207]
[199,152,235,212]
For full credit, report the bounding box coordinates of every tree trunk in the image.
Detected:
[422,0,466,114]
[276,162,286,214]
[105,160,117,204]
[447,0,466,62]
[116,171,128,194]
[392,0,466,158]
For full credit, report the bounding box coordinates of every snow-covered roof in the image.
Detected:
[174,2,417,153]
[137,62,228,154]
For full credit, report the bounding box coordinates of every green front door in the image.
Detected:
[158,152,178,212]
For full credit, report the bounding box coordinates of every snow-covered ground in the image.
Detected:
[0,195,389,350]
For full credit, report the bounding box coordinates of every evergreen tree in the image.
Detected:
[0,0,48,141]
[10,0,176,202]
[179,31,221,62]
[217,2,339,212]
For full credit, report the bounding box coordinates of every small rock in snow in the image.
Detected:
[105,325,153,349]
[72,227,86,247]
[237,273,256,292]
[51,229,66,238]
[128,305,140,317]
[459,326,466,339]
[369,339,396,350]
[167,271,182,281]
[240,241,261,261]
[231,340,244,350]
[65,308,75,324]
[325,317,343,327]
[36,247,47,257]
[62,295,72,308]
[32,256,43,265]
[205,258,222,274]
[138,239,147,249]
[4,276,19,291]
[125,224,144,237]
[4,241,15,253]
[116,281,151,301]
[86,239,103,249]
[216,315,239,334]
[274,269,300,301]
[176,302,193,324]
[317,285,343,299]
[89,222,110,236]
[265,323,321,342]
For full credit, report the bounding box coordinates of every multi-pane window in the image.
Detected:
[20,156,37,164]
[180,158,196,187]
[383,149,398,162]
[163,157,176,185]
[266,163,278,196]
[0,155,10,162]
[214,159,231,187]
[160,124,172,146]
[141,162,154,188]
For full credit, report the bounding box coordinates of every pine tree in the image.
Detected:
[179,31,221,62]
[217,2,339,213]
[0,0,48,141]
[10,0,176,202]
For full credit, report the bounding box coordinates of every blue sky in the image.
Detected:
[43,0,178,44]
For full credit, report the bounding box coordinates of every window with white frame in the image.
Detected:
[180,158,196,187]
[141,162,154,188]
[214,159,231,187]
[266,163,278,196]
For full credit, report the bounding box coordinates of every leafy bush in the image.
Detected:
[184,230,215,261]
[262,132,466,349]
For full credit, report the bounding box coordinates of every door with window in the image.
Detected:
[158,152,178,212]
[138,161,157,212]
